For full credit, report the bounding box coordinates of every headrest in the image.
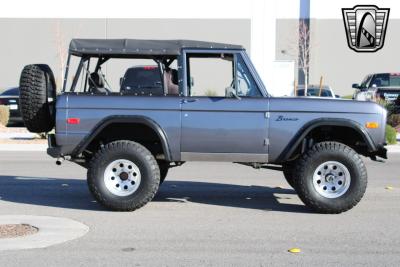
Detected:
[171,69,178,85]
[89,72,105,88]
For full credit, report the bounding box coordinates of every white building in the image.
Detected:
[0,0,399,96]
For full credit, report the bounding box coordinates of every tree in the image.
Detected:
[54,21,67,91]
[298,20,311,96]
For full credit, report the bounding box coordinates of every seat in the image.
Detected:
[89,73,110,94]
[163,68,179,95]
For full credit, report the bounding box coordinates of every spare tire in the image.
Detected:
[19,64,56,133]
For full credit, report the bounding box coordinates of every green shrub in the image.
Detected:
[388,114,400,128]
[386,125,397,145]
[0,105,10,126]
[378,99,399,116]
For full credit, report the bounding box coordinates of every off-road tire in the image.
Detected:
[19,64,56,132]
[282,161,296,189]
[293,141,367,214]
[87,140,160,211]
[158,160,169,185]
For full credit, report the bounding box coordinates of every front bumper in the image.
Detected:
[370,145,387,161]
[375,146,388,159]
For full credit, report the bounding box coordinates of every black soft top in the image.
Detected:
[69,39,243,57]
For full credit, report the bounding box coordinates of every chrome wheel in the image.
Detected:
[312,161,351,198]
[103,159,141,197]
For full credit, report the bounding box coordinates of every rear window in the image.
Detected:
[121,66,162,92]
[297,88,332,97]
[370,73,400,87]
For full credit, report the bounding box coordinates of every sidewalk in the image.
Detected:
[0,132,37,139]
[0,126,46,147]
[0,144,47,151]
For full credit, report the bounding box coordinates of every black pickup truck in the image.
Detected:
[353,73,400,103]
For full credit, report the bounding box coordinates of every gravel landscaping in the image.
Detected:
[0,224,38,239]
[0,125,45,144]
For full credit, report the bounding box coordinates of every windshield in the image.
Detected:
[360,75,372,88]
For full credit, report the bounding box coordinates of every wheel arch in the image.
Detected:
[71,115,172,161]
[275,118,376,163]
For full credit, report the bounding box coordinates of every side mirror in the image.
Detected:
[119,77,123,86]
[190,76,194,87]
[335,95,341,98]
[371,84,377,88]
[352,83,360,89]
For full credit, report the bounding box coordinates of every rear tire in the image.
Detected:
[87,140,160,211]
[19,64,56,132]
[158,161,169,185]
[294,141,367,214]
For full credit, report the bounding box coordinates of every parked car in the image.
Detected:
[296,85,339,98]
[353,73,400,102]
[18,39,387,214]
[0,87,22,124]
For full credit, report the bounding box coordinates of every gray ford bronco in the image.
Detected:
[19,39,387,213]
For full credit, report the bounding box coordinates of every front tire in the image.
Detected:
[282,161,296,189]
[87,140,160,211]
[294,142,367,214]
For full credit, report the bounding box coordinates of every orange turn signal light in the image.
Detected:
[365,122,379,129]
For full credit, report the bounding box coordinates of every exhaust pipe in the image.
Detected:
[56,157,64,165]
[56,155,71,165]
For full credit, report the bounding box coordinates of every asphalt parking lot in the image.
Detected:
[0,151,399,266]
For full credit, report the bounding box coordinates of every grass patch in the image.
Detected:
[341,95,353,99]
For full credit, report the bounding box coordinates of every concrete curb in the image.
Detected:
[0,133,37,139]
[0,144,47,151]
[0,215,89,251]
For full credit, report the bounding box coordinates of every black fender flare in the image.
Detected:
[275,118,377,163]
[71,115,172,161]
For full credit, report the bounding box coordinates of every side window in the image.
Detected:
[187,53,234,97]
[185,52,263,98]
[371,74,389,87]
[236,55,262,97]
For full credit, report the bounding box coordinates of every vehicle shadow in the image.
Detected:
[156,181,311,213]
[0,175,311,213]
[0,175,104,211]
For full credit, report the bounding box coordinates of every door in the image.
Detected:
[180,51,269,162]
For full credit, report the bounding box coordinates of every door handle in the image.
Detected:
[181,99,198,104]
